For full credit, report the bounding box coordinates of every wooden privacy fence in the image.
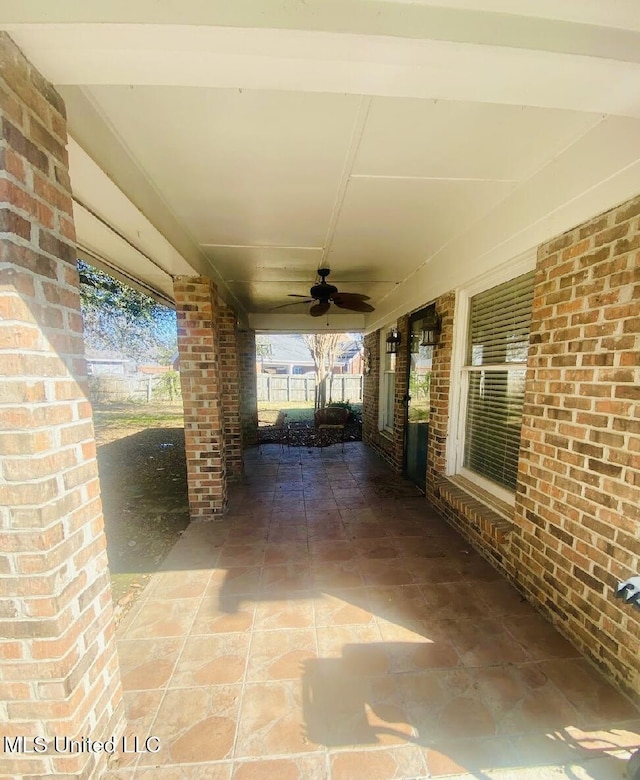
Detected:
[88,374,181,404]
[257,374,364,403]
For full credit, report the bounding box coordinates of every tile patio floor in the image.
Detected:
[107,443,640,779]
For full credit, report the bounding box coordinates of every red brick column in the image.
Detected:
[238,329,257,446]
[217,303,243,478]
[513,194,640,698]
[0,33,123,778]
[174,276,227,517]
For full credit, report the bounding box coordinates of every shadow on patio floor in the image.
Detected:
[108,443,640,780]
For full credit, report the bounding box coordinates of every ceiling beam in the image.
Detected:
[3,0,640,50]
[7,23,640,119]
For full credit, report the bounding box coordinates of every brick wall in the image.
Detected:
[390,314,410,472]
[238,329,257,446]
[217,303,243,479]
[424,197,640,700]
[425,290,516,565]
[512,194,640,698]
[0,33,124,777]
[362,331,386,457]
[174,276,227,517]
[426,292,456,486]
[363,316,425,474]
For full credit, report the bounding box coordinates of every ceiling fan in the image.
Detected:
[272,267,374,317]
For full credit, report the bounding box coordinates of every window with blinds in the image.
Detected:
[462,271,535,492]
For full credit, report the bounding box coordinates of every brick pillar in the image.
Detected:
[174,276,227,517]
[217,303,243,478]
[238,329,257,446]
[0,33,124,778]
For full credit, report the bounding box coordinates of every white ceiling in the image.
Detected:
[3,1,640,331]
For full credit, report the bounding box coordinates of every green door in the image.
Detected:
[404,309,434,490]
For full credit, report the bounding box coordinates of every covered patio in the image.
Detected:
[1,3,639,778]
[107,443,640,779]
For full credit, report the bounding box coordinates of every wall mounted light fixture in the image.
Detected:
[362,347,371,374]
[386,328,401,354]
[419,309,442,347]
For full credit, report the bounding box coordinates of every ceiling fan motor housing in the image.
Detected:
[310,282,338,300]
[276,265,373,313]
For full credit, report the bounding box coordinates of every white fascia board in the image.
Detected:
[69,138,196,276]
[61,86,249,324]
[74,203,175,305]
[66,134,250,326]
[2,1,640,45]
[5,25,640,118]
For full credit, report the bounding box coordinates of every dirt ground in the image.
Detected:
[94,403,189,621]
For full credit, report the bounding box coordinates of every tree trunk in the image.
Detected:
[316,368,327,410]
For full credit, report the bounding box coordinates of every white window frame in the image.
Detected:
[378,326,397,434]
[447,251,536,506]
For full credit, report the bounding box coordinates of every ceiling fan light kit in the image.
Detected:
[310,267,338,301]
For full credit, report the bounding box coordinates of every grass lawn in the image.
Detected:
[93,403,184,442]
[258,402,313,425]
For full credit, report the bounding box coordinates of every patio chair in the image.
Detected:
[314,406,349,451]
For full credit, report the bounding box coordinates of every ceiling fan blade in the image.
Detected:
[268,299,313,311]
[310,301,331,317]
[288,294,313,298]
[332,297,375,313]
[332,292,371,302]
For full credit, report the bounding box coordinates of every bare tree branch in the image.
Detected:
[302,333,345,409]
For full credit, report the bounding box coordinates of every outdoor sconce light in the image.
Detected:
[363,347,371,374]
[386,328,401,354]
[616,576,640,610]
[419,310,442,347]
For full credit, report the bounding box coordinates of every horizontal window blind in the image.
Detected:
[464,369,526,491]
[468,271,535,366]
[384,371,395,429]
[463,270,534,492]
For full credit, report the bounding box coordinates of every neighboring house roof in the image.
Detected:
[260,335,362,367]
[339,339,363,363]
[260,335,315,366]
